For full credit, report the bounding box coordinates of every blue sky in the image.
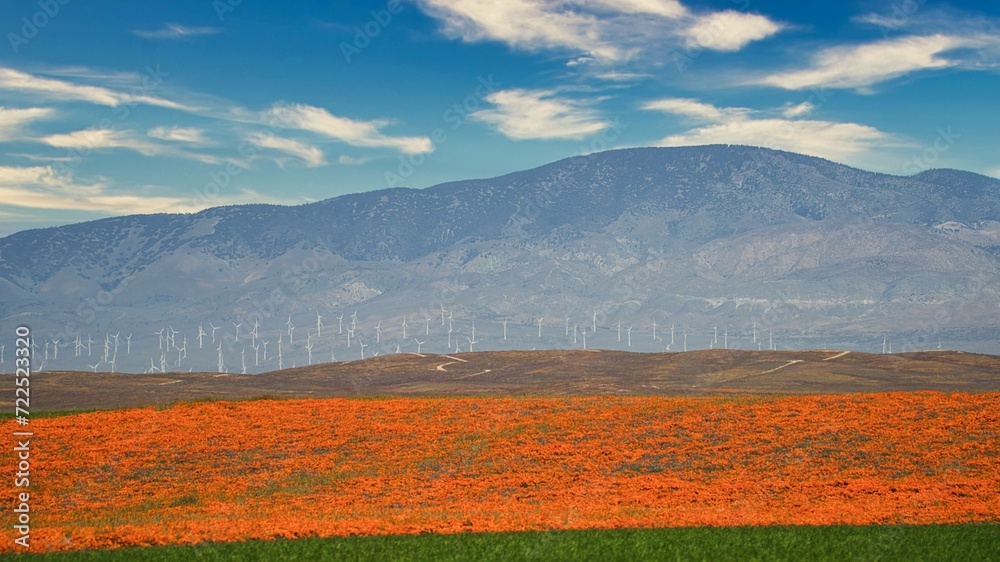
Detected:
[1,0,998,235]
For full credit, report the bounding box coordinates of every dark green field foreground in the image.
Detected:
[6,524,1000,561]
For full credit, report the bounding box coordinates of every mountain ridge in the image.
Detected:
[2,145,999,371]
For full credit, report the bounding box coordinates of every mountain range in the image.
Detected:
[2,145,999,373]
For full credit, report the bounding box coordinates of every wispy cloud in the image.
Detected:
[640,98,744,121]
[683,10,782,52]
[338,155,372,166]
[148,126,212,144]
[472,89,609,140]
[643,97,894,163]
[0,107,55,141]
[0,67,195,111]
[416,0,781,66]
[755,34,987,91]
[0,165,277,215]
[42,128,225,164]
[780,101,814,118]
[266,103,433,155]
[132,23,222,40]
[245,132,326,167]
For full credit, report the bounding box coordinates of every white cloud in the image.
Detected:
[132,23,221,40]
[148,126,212,144]
[640,98,744,121]
[0,107,54,141]
[0,67,195,111]
[587,0,686,18]
[471,89,609,140]
[266,103,433,154]
[7,153,79,163]
[416,0,779,64]
[0,165,277,215]
[643,98,893,163]
[756,34,966,90]
[246,132,326,167]
[684,11,782,52]
[42,128,225,164]
[338,155,372,166]
[418,0,623,61]
[781,101,814,118]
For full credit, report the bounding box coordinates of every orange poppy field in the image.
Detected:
[3,391,999,553]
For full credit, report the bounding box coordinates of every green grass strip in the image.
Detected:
[5,524,1000,561]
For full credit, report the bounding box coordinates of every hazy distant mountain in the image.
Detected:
[3,145,999,372]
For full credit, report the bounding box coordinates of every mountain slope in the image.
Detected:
[2,145,999,371]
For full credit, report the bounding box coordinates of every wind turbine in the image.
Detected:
[160,353,167,374]
[197,324,206,349]
[277,339,283,370]
[401,316,408,339]
[414,338,424,353]
[752,321,757,344]
[155,327,165,350]
[670,324,674,346]
[424,315,432,336]
[88,361,101,373]
[652,320,657,342]
[74,333,82,357]
[305,334,313,365]
[683,330,688,352]
[208,322,219,344]
[241,347,247,374]
[337,314,344,334]
[502,317,508,340]
[43,339,49,361]
[471,322,476,345]
[125,333,132,355]
[565,316,570,336]
[350,309,358,332]
[713,326,718,345]
[0,344,4,367]
[592,309,597,333]
[262,340,269,361]
[447,325,453,348]
[103,334,110,362]
[346,326,354,348]
[467,336,475,352]
[882,334,887,355]
[108,354,116,374]
[769,331,774,351]
[316,311,324,338]
[51,338,60,360]
[252,341,260,366]
[627,326,632,347]
[217,343,226,373]
[537,317,543,339]
[582,329,587,350]
[375,322,382,344]
[359,339,368,360]
[617,319,622,342]
[441,305,447,325]
[148,357,157,373]
[286,315,294,344]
